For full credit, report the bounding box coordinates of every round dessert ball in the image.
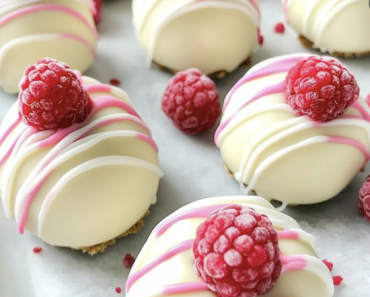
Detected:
[0,59,163,254]
[283,0,370,57]
[215,53,370,207]
[132,0,261,76]
[0,0,98,94]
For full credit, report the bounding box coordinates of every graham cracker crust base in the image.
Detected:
[78,210,150,256]
[154,56,252,79]
[299,35,370,58]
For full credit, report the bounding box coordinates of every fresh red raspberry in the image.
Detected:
[18,58,93,131]
[358,175,370,222]
[274,23,285,33]
[92,0,101,25]
[162,68,221,135]
[193,205,281,297]
[285,55,359,122]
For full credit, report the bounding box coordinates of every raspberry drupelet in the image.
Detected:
[193,205,281,297]
[162,68,221,135]
[359,175,370,222]
[285,55,359,122]
[18,58,92,131]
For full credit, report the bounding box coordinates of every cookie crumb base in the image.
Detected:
[154,56,252,79]
[298,35,370,58]
[78,210,150,255]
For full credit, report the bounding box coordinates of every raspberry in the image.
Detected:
[161,68,221,135]
[92,0,101,25]
[18,58,93,131]
[358,175,370,222]
[274,23,285,33]
[285,55,359,122]
[123,253,135,268]
[193,205,281,297]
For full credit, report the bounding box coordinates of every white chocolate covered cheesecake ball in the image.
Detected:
[0,0,98,94]
[132,0,260,75]
[282,0,370,57]
[126,196,335,297]
[215,53,370,208]
[0,59,163,252]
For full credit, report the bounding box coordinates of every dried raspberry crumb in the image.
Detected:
[274,22,285,33]
[285,55,359,122]
[162,68,221,135]
[115,287,122,294]
[33,247,43,254]
[109,78,120,86]
[322,259,333,271]
[358,175,370,222]
[18,57,92,131]
[257,28,264,46]
[123,253,135,268]
[193,204,281,297]
[333,275,343,286]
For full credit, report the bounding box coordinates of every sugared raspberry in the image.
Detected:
[274,23,285,33]
[18,58,92,131]
[162,68,221,135]
[358,175,370,222]
[92,0,101,25]
[123,253,135,268]
[193,205,281,297]
[285,55,359,122]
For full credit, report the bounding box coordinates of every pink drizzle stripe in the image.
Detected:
[277,230,299,239]
[0,131,23,167]
[162,282,209,295]
[215,81,285,145]
[327,136,370,172]
[60,33,97,58]
[352,101,370,122]
[125,240,193,292]
[153,204,230,237]
[84,84,112,94]
[222,55,304,111]
[280,255,307,272]
[135,133,158,153]
[0,117,21,147]
[0,4,98,39]
[92,95,141,119]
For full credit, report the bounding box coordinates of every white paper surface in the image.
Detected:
[0,0,370,296]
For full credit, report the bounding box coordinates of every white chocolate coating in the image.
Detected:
[126,196,334,297]
[0,76,163,248]
[0,0,98,94]
[283,0,370,55]
[215,53,370,207]
[132,0,260,75]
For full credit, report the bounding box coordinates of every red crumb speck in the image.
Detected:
[33,247,43,254]
[109,78,120,86]
[274,22,285,33]
[115,287,122,294]
[123,253,135,268]
[333,275,343,286]
[322,259,333,271]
